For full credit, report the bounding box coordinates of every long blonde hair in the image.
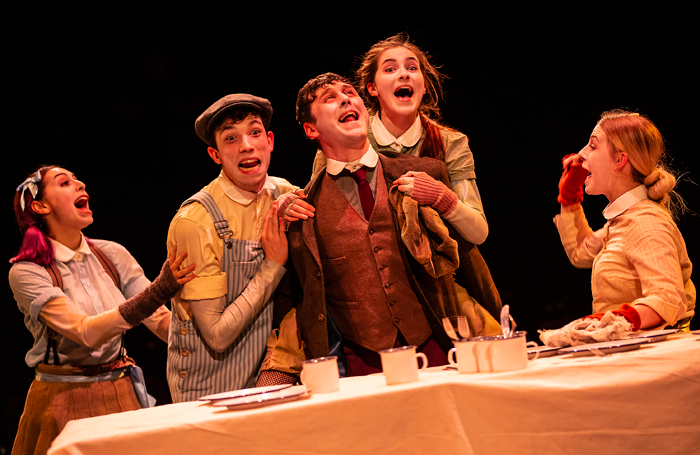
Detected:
[597,109,683,215]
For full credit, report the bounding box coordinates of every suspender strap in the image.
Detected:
[43,332,59,365]
[89,242,121,289]
[45,261,63,290]
[180,183,281,304]
[181,191,235,303]
[181,191,233,245]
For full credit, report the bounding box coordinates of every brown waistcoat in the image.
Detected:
[313,166,432,352]
[281,151,502,361]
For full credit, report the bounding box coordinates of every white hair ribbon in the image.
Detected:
[16,170,42,211]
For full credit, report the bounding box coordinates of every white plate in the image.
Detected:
[625,329,679,343]
[198,384,293,402]
[559,338,648,357]
[211,385,311,409]
[527,345,562,359]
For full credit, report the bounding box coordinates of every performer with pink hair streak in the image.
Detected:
[9,165,194,455]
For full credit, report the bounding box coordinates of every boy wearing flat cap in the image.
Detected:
[165,94,314,402]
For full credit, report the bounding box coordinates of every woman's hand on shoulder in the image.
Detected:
[277,189,315,224]
[169,245,196,285]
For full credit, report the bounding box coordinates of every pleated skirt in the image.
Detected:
[12,362,141,455]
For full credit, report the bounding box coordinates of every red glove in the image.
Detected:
[557,154,589,206]
[584,304,641,332]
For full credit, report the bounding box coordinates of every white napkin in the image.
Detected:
[538,311,633,348]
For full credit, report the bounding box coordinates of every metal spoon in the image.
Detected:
[508,314,517,338]
[500,305,511,337]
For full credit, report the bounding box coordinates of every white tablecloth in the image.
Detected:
[48,332,700,455]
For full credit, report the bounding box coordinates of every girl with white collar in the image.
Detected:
[555,110,695,331]
[9,165,194,455]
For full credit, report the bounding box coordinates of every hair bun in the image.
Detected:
[645,167,676,201]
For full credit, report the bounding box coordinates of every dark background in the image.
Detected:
[3,26,698,450]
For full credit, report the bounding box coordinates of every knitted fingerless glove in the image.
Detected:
[557,154,589,206]
[410,173,458,215]
[275,192,300,217]
[119,259,181,326]
[584,303,641,332]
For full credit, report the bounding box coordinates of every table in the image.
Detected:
[48,332,700,455]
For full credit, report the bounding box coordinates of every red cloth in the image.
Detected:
[584,303,642,331]
[557,154,589,206]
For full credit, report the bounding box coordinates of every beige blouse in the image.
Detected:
[554,185,695,327]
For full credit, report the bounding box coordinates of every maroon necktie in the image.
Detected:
[349,166,374,220]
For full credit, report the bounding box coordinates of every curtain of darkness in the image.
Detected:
[3,26,698,450]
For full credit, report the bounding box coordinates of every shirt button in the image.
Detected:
[318,314,325,322]
[394,317,400,323]
[374,247,379,252]
[182,349,190,357]
[316,271,321,278]
[369,229,374,235]
[384,283,391,289]
[180,328,188,335]
[389,301,395,306]
[180,370,187,378]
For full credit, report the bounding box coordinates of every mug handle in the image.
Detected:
[416,352,428,370]
[300,369,307,385]
[448,348,457,365]
[526,341,540,361]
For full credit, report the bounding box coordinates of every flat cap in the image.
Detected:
[194,94,273,146]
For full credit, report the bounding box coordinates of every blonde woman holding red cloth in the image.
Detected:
[9,165,195,455]
[554,110,695,333]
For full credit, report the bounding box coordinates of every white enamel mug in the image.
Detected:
[300,356,340,393]
[474,331,538,372]
[379,345,428,385]
[448,339,480,373]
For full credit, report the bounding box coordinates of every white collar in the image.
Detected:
[325,145,379,176]
[603,185,649,219]
[371,114,422,150]
[51,234,91,262]
[217,170,276,204]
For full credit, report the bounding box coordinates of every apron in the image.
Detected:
[167,185,280,402]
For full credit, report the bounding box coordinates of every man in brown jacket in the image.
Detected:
[257,73,500,384]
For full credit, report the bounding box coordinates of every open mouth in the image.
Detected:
[339,112,358,123]
[74,195,91,212]
[394,87,414,100]
[239,158,261,173]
